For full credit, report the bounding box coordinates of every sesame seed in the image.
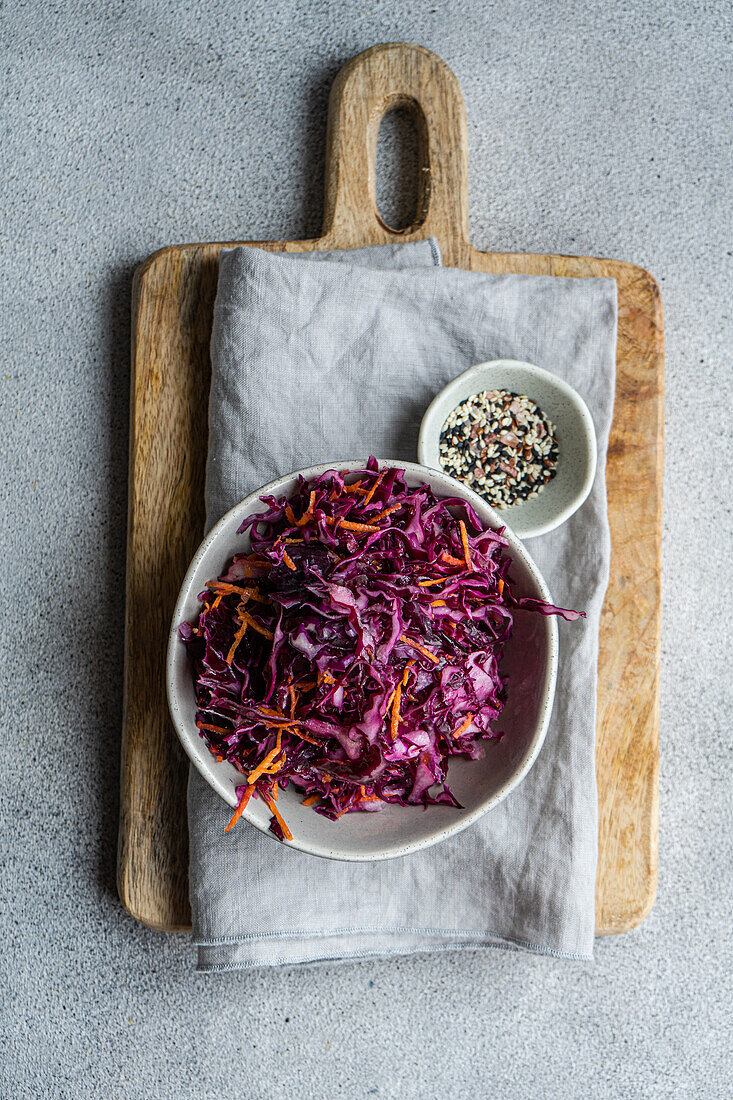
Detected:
[438,389,559,509]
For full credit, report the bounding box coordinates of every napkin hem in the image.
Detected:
[194,928,592,959]
[195,933,592,972]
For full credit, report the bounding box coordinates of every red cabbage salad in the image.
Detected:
[178,459,583,841]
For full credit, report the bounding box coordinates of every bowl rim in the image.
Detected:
[166,458,559,861]
[417,358,598,540]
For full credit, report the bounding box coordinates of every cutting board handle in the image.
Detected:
[321,43,470,255]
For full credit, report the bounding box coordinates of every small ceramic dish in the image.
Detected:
[167,459,558,862]
[418,360,597,539]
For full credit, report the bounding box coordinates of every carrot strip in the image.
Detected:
[343,481,364,494]
[224,784,255,832]
[453,713,474,738]
[289,685,297,719]
[431,599,447,607]
[301,793,320,806]
[197,721,231,735]
[247,729,283,784]
[240,586,270,603]
[417,576,449,588]
[402,659,415,686]
[399,634,440,664]
[390,683,402,739]
[288,492,317,526]
[226,617,248,665]
[282,549,296,570]
[256,705,286,718]
[440,552,466,568]
[370,504,401,523]
[206,580,250,596]
[324,516,379,534]
[242,612,274,641]
[362,469,386,506]
[497,578,505,597]
[341,519,379,533]
[459,520,473,571]
[263,792,293,840]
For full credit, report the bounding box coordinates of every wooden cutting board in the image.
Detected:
[118,43,662,934]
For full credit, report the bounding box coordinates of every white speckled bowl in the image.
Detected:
[167,459,558,862]
[418,360,597,539]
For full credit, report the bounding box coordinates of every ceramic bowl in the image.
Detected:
[167,459,558,862]
[418,360,597,539]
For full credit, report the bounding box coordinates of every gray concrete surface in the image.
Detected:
[1,1,731,1096]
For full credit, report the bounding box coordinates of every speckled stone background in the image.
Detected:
[1,2,731,1097]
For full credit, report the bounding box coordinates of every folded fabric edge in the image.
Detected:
[218,236,443,268]
[195,928,593,971]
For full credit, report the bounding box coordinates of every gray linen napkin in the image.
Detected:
[189,239,617,970]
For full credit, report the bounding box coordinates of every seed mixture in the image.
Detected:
[439,390,559,509]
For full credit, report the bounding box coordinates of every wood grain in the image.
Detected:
[118,43,662,934]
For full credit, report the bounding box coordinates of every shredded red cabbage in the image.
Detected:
[179,459,583,840]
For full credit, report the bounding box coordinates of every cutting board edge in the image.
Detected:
[132,238,664,286]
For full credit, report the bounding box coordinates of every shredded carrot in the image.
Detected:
[390,683,402,739]
[431,599,447,607]
[399,634,440,664]
[289,685,297,718]
[206,580,249,597]
[238,586,270,603]
[196,721,231,735]
[440,552,466,568]
[417,576,448,587]
[294,728,319,745]
[283,537,303,544]
[301,793,320,806]
[324,516,379,534]
[362,469,386,506]
[257,705,286,718]
[207,594,223,612]
[402,659,415,686]
[453,713,474,738]
[459,520,473,571]
[215,754,224,762]
[270,782,279,801]
[321,670,336,685]
[247,729,284,784]
[369,504,401,523]
[262,792,293,840]
[497,578,505,597]
[224,784,255,832]
[282,549,296,570]
[343,481,364,493]
[286,493,316,526]
[241,612,274,640]
[226,617,248,665]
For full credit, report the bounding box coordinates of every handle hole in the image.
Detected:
[375,107,421,232]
